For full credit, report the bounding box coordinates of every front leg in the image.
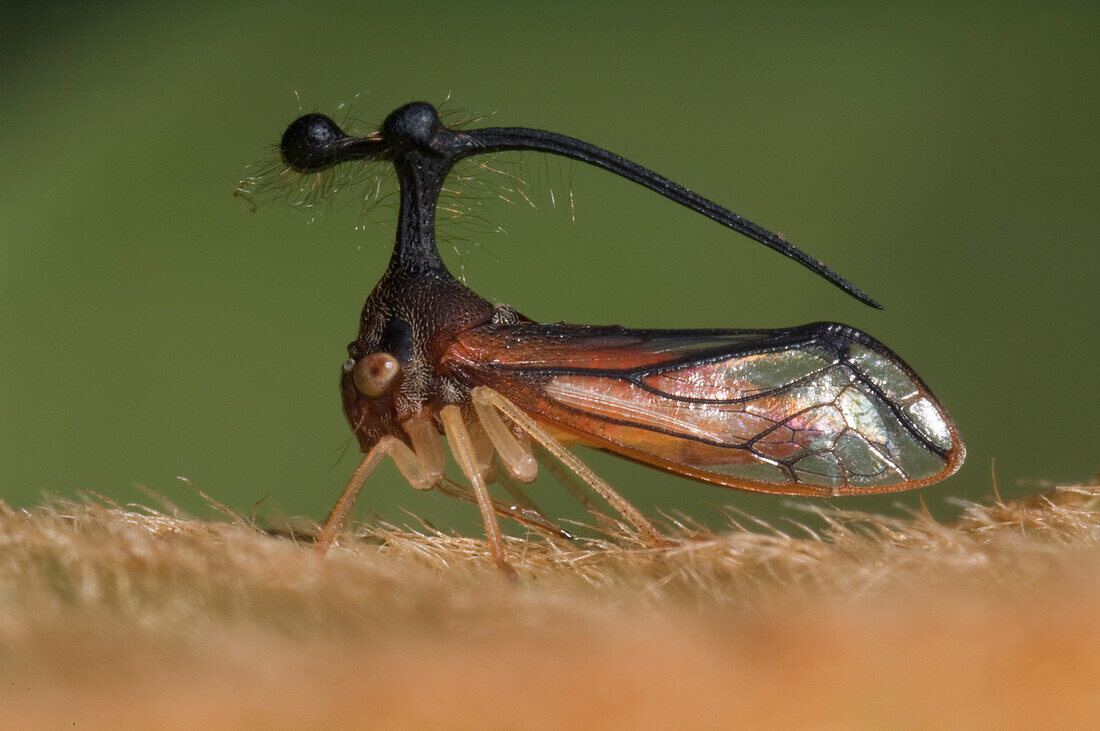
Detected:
[315,435,433,555]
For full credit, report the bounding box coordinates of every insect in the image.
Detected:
[248,101,965,574]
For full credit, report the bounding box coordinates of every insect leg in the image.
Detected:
[491,462,575,539]
[533,443,626,537]
[471,387,667,548]
[493,465,541,512]
[440,405,516,576]
[471,395,539,483]
[402,414,446,486]
[433,477,573,540]
[466,419,498,483]
[315,436,432,554]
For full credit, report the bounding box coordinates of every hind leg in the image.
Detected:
[471,387,666,548]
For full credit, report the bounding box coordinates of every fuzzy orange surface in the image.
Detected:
[0,484,1097,728]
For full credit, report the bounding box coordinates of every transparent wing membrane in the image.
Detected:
[446,323,964,496]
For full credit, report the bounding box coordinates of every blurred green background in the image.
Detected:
[2,1,1095,533]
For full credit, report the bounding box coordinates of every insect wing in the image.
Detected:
[444,323,964,496]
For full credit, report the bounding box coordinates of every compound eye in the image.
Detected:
[352,353,400,397]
